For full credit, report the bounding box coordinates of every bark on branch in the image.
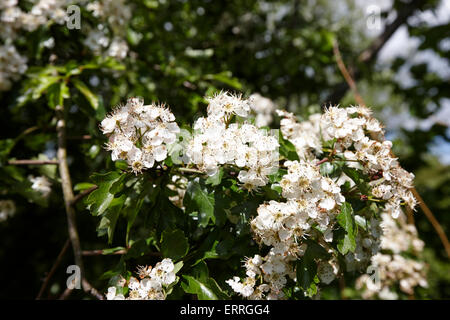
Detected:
[56,104,104,300]
[8,159,59,165]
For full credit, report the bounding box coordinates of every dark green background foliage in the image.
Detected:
[0,0,448,299]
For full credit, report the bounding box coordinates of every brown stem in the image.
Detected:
[8,159,59,165]
[56,105,104,300]
[58,287,73,300]
[316,157,329,166]
[70,185,98,206]
[82,249,127,256]
[411,188,450,258]
[67,135,92,140]
[36,239,71,300]
[82,249,161,257]
[333,40,366,107]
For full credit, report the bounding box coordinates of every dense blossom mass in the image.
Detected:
[226,104,418,299]
[278,106,417,217]
[99,91,421,300]
[355,211,427,299]
[106,258,177,300]
[100,97,180,174]
[186,92,279,190]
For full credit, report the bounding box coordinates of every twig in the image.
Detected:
[36,239,71,300]
[58,287,73,300]
[8,159,59,165]
[82,249,127,256]
[316,157,329,166]
[70,185,98,206]
[56,104,104,300]
[82,249,161,257]
[406,204,415,225]
[332,40,366,107]
[411,188,450,258]
[178,167,204,174]
[67,135,92,140]
[82,279,105,300]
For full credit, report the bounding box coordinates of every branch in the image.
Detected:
[67,135,92,140]
[8,159,59,165]
[70,185,98,206]
[36,239,71,300]
[332,40,366,107]
[323,0,425,106]
[411,188,450,258]
[58,287,73,300]
[82,249,161,257]
[55,105,104,300]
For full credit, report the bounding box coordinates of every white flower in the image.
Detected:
[29,175,52,198]
[0,200,16,222]
[101,98,179,174]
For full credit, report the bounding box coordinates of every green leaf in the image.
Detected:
[160,229,189,261]
[337,233,356,255]
[305,240,331,260]
[97,195,126,243]
[205,167,223,186]
[74,182,96,191]
[184,179,215,227]
[296,254,317,291]
[354,215,368,231]
[181,275,229,300]
[72,79,99,110]
[46,81,69,109]
[337,202,354,233]
[336,202,357,255]
[278,132,299,161]
[86,171,123,216]
[125,238,151,259]
[342,167,369,195]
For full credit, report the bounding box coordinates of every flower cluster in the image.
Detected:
[100,97,180,174]
[226,253,296,300]
[85,0,131,60]
[0,200,16,222]
[0,0,132,91]
[277,110,322,160]
[249,93,276,127]
[29,175,52,198]
[278,106,417,219]
[227,160,345,299]
[355,211,427,299]
[0,0,68,41]
[227,104,420,300]
[186,92,279,190]
[0,43,27,91]
[106,258,177,300]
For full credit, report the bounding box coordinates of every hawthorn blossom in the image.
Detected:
[0,200,16,222]
[186,92,279,190]
[29,175,52,198]
[101,97,180,174]
[106,258,177,300]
